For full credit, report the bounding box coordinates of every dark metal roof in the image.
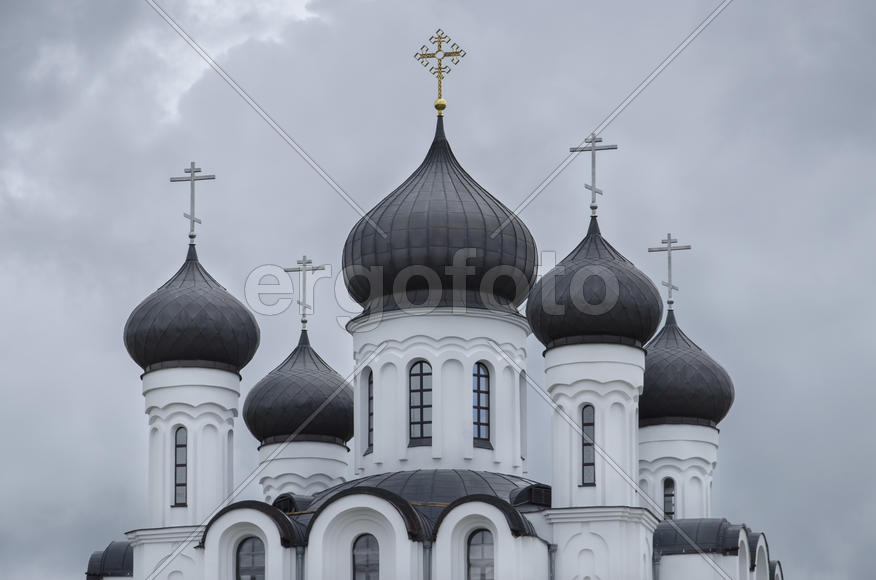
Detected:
[770,560,783,580]
[124,244,260,373]
[86,541,133,579]
[640,310,735,425]
[243,330,354,444]
[653,518,750,557]
[526,216,663,350]
[342,116,537,317]
[293,469,546,542]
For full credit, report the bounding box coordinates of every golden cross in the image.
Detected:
[414,29,466,115]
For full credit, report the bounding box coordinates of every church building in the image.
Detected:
[85,31,787,580]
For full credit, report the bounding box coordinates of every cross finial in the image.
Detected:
[169,161,216,243]
[570,134,618,217]
[648,233,692,310]
[284,255,328,330]
[414,29,466,116]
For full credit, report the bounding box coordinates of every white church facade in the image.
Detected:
[85,53,787,580]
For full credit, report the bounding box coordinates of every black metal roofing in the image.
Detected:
[640,310,735,425]
[526,216,663,349]
[243,329,354,444]
[124,244,260,373]
[342,116,538,317]
[653,518,750,557]
[86,541,133,579]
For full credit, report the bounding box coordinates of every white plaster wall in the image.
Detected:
[257,440,349,501]
[545,506,658,580]
[544,343,645,509]
[433,501,549,580]
[202,508,296,580]
[142,367,240,528]
[638,424,719,519]
[305,494,422,580]
[127,526,203,580]
[348,308,529,476]
[657,553,739,580]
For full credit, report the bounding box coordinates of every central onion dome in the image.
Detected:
[124,244,260,373]
[243,329,354,446]
[342,116,537,317]
[526,216,663,350]
[640,310,735,426]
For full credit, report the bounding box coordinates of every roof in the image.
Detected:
[124,244,260,373]
[201,469,550,548]
[242,329,354,444]
[653,518,750,557]
[526,216,663,350]
[640,310,735,425]
[86,541,133,579]
[342,116,537,317]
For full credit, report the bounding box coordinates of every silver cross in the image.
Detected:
[170,161,215,243]
[570,133,618,217]
[284,255,328,329]
[648,233,692,309]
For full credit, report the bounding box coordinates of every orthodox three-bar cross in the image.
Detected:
[648,233,692,309]
[570,134,618,217]
[414,29,466,115]
[284,255,327,329]
[170,161,215,243]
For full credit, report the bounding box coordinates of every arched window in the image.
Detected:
[663,478,676,520]
[367,371,374,451]
[581,405,595,486]
[173,426,187,506]
[352,533,379,580]
[467,529,494,580]
[236,536,265,580]
[473,363,491,446]
[409,361,432,444]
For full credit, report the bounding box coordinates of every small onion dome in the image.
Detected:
[526,216,663,350]
[342,116,537,317]
[640,310,735,426]
[243,330,354,446]
[124,244,260,374]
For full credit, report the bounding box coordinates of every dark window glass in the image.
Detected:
[581,405,595,486]
[236,536,265,580]
[473,363,491,442]
[174,426,187,506]
[467,529,494,580]
[367,371,374,450]
[409,361,432,443]
[663,478,676,520]
[352,533,379,580]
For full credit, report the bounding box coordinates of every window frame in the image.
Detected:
[580,404,596,487]
[352,533,380,580]
[235,536,266,580]
[663,477,676,520]
[466,528,495,580]
[173,426,187,507]
[472,362,492,449]
[408,360,433,446]
[366,370,374,454]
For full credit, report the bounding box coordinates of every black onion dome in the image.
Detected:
[243,330,353,445]
[124,244,260,373]
[526,216,663,350]
[640,310,735,426]
[342,116,537,316]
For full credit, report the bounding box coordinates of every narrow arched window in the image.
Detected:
[352,533,379,580]
[173,426,187,506]
[663,478,676,520]
[409,361,432,444]
[237,536,265,580]
[367,371,374,451]
[473,363,491,446]
[467,529,494,580]
[581,405,595,486]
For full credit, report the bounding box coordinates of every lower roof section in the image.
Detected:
[86,540,133,579]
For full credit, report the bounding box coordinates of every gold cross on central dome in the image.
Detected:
[414,29,466,115]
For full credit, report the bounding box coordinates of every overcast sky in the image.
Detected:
[1,1,873,578]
